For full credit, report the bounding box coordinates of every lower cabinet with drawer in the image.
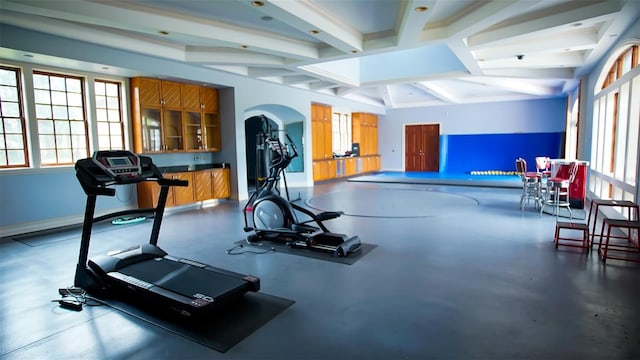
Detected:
[193,168,230,201]
[137,167,230,209]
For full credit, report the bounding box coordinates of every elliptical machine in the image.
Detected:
[243,116,361,257]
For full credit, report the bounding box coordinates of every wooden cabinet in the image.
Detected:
[345,157,356,176]
[169,172,194,206]
[138,168,229,209]
[131,77,220,153]
[136,171,192,208]
[352,112,378,156]
[193,170,213,201]
[182,84,220,151]
[312,159,337,181]
[131,78,182,153]
[311,103,332,160]
[212,168,230,199]
[311,107,381,182]
[194,168,230,201]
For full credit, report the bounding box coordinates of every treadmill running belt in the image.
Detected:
[119,259,248,299]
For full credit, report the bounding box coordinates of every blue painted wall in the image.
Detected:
[440,132,564,173]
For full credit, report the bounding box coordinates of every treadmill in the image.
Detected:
[74,150,260,318]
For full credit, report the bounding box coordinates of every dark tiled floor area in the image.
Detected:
[1,181,640,359]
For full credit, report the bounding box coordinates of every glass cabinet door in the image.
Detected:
[203,112,221,151]
[184,110,203,150]
[163,109,182,151]
[141,108,161,152]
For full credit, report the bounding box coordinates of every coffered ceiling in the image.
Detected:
[1,0,639,109]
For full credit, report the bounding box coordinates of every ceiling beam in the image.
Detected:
[2,0,321,60]
[472,28,598,60]
[461,77,557,96]
[468,1,621,48]
[254,0,363,54]
[414,82,460,103]
[185,47,285,66]
[395,0,437,47]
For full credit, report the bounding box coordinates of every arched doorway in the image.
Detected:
[244,105,306,192]
[245,115,278,190]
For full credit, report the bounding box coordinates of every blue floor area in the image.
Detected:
[349,171,522,188]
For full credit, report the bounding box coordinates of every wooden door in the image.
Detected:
[405,124,439,172]
[170,172,194,206]
[161,81,182,108]
[134,78,161,106]
[212,168,230,198]
[193,170,213,201]
[180,83,201,111]
[201,87,218,112]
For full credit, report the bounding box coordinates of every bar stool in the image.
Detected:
[540,161,578,219]
[598,218,640,262]
[516,158,540,211]
[554,221,589,249]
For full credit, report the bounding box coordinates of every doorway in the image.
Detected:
[405,124,440,172]
[245,115,278,191]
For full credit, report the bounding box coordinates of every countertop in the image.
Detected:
[158,163,229,173]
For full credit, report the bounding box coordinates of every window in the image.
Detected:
[590,43,639,213]
[33,71,88,165]
[331,111,351,155]
[0,66,29,168]
[95,80,124,150]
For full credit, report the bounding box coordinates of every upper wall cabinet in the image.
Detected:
[131,77,220,153]
[311,103,332,160]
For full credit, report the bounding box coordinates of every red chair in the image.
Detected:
[541,161,579,220]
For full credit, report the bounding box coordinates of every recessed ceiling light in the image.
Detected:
[261,16,273,21]
[309,30,320,35]
[351,50,358,54]
[251,1,265,7]
[241,45,249,49]
[414,6,428,12]
[571,22,582,27]
[102,66,110,70]
[159,30,170,35]
[23,54,34,58]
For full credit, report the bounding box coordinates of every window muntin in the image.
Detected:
[0,66,28,168]
[33,71,88,165]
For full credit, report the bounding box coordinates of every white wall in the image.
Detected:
[379,97,567,171]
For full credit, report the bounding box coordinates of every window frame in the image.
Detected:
[589,43,640,214]
[0,65,30,168]
[94,79,126,151]
[0,61,130,173]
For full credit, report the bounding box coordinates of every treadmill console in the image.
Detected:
[92,150,141,178]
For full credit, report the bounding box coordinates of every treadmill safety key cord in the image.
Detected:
[51,287,88,311]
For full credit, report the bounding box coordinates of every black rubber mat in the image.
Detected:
[233,239,377,265]
[101,292,294,353]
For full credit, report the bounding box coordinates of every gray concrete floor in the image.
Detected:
[1,181,639,359]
